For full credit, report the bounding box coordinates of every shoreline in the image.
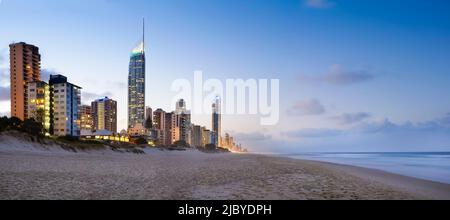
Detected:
[270,155,450,200]
[1,135,449,200]
[1,150,449,200]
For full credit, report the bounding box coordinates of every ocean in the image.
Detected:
[286,152,450,184]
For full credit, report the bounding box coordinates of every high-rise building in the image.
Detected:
[171,113,180,143]
[145,106,153,129]
[128,19,146,129]
[212,96,222,147]
[164,112,174,146]
[153,109,166,145]
[49,75,81,137]
[179,113,191,144]
[175,99,187,114]
[192,125,202,148]
[27,81,50,134]
[78,105,93,131]
[172,99,191,145]
[201,127,212,147]
[10,42,41,120]
[224,133,231,148]
[92,97,117,133]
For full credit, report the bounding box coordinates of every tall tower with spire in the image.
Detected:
[128,18,146,129]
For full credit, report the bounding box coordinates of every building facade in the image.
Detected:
[49,75,81,137]
[201,127,212,147]
[192,125,202,148]
[212,96,222,147]
[92,97,117,133]
[145,106,153,129]
[27,81,50,134]
[153,109,166,145]
[10,42,41,120]
[164,112,174,146]
[128,22,146,129]
[78,105,93,131]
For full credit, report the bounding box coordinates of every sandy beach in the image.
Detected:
[1,134,450,200]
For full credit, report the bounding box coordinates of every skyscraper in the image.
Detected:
[92,97,117,133]
[175,99,187,114]
[49,74,81,137]
[192,125,202,148]
[173,99,191,145]
[153,109,166,145]
[79,105,93,131]
[164,112,174,146]
[128,19,146,129]
[10,42,41,120]
[212,96,222,147]
[145,106,153,129]
[27,81,50,134]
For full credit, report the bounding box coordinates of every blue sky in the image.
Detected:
[1,0,450,152]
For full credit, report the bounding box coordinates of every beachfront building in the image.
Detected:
[172,99,192,145]
[164,112,174,146]
[175,99,187,114]
[128,20,146,129]
[10,42,41,121]
[78,105,93,131]
[201,127,212,147]
[27,81,50,134]
[145,106,153,129]
[212,96,222,147]
[192,125,202,148]
[92,97,117,134]
[49,74,82,137]
[128,123,147,136]
[153,109,166,145]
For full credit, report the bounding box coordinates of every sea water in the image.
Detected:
[287,152,450,184]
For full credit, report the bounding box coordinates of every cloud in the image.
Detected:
[304,0,335,9]
[0,85,9,101]
[431,113,450,128]
[111,81,126,89]
[0,111,10,117]
[283,128,343,138]
[234,132,272,141]
[41,69,60,82]
[287,99,326,116]
[0,70,9,86]
[332,112,371,125]
[0,50,5,64]
[261,113,450,153]
[82,91,113,103]
[298,64,375,86]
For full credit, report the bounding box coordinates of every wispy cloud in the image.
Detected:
[298,64,375,86]
[0,48,5,64]
[332,112,371,125]
[0,111,10,117]
[41,69,60,82]
[283,128,343,138]
[284,113,450,140]
[234,132,272,141]
[287,99,326,116]
[82,91,113,104]
[304,0,335,9]
[0,85,9,101]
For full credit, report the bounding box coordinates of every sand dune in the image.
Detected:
[1,134,449,200]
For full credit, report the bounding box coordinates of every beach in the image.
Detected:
[1,135,450,200]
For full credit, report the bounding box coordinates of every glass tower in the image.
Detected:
[128,20,146,129]
[212,96,222,147]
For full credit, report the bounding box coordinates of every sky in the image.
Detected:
[1,0,450,153]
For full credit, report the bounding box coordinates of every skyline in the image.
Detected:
[1,0,450,153]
